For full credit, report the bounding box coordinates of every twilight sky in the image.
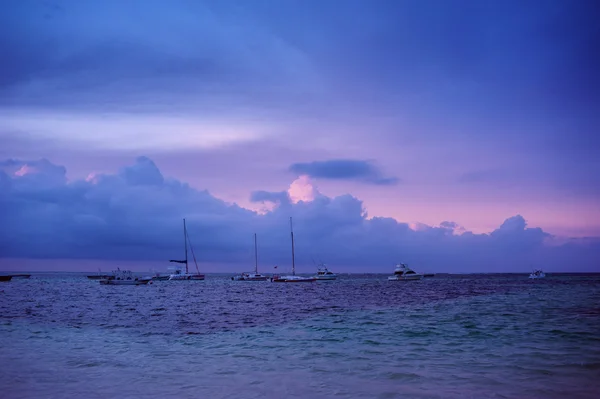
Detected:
[1,0,599,272]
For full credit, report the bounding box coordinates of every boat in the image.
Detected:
[232,234,269,281]
[99,269,151,285]
[151,272,170,281]
[168,218,205,280]
[87,269,113,280]
[272,217,317,283]
[387,263,423,281]
[0,275,12,282]
[314,264,337,280]
[10,274,31,279]
[529,269,546,279]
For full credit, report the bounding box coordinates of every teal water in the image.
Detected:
[1,274,599,398]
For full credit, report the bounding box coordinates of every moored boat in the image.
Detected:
[232,233,269,281]
[168,218,205,281]
[99,269,151,285]
[387,263,423,281]
[529,269,546,279]
[272,217,316,283]
[314,264,337,280]
[10,274,31,279]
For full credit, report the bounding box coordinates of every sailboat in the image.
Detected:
[272,217,316,283]
[168,218,205,280]
[232,233,269,281]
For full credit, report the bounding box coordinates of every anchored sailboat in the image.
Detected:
[272,217,316,283]
[169,218,205,280]
[232,233,269,281]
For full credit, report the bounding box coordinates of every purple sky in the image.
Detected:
[1,0,599,272]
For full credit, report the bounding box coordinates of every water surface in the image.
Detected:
[1,273,599,398]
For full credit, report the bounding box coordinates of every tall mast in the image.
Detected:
[183,218,188,274]
[290,217,296,275]
[254,233,258,274]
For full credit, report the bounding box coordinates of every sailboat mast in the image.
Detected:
[183,218,188,274]
[290,217,296,275]
[254,233,258,274]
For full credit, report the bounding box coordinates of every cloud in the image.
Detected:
[288,159,399,186]
[1,157,599,272]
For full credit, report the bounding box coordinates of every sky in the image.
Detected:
[0,0,599,272]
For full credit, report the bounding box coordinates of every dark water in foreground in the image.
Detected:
[1,273,599,398]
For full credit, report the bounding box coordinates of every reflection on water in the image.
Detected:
[1,274,599,398]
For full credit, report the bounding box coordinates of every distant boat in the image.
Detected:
[314,264,337,280]
[232,233,268,281]
[169,218,205,281]
[387,264,423,281]
[87,269,113,280]
[10,274,31,279]
[99,268,151,285]
[272,217,317,283]
[0,275,12,282]
[529,269,546,279]
[151,272,170,281]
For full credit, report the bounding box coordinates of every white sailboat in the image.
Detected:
[272,217,316,283]
[169,218,205,281]
[232,233,268,281]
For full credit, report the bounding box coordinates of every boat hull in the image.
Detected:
[388,275,423,281]
[152,275,170,281]
[99,279,151,285]
[315,275,337,280]
[0,275,12,282]
[10,274,31,279]
[232,273,269,281]
[87,275,114,280]
[169,274,205,280]
[272,275,317,283]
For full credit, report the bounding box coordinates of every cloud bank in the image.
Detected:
[0,157,598,273]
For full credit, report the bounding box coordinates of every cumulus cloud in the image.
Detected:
[288,159,399,185]
[1,157,599,272]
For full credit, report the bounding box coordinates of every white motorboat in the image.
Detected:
[529,269,546,279]
[314,264,337,280]
[168,219,205,281]
[99,269,151,285]
[387,263,423,281]
[232,233,269,281]
[272,217,316,283]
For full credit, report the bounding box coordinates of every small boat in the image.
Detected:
[272,217,317,283]
[10,274,31,279]
[99,269,151,285]
[168,218,205,280]
[529,269,546,279]
[387,263,423,281]
[0,275,12,282]
[232,233,269,281]
[314,264,337,280]
[87,269,113,280]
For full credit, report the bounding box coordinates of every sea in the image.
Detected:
[1,273,599,398]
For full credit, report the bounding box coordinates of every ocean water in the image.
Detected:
[1,273,599,398]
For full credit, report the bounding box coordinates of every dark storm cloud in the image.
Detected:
[1,157,598,272]
[289,159,399,185]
